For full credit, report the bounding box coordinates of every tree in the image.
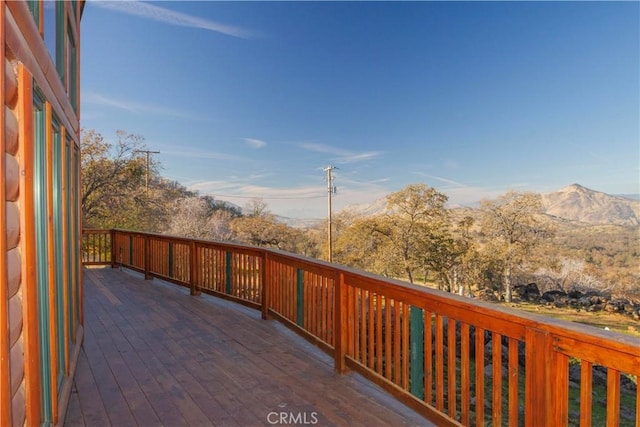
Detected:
[381,184,451,284]
[333,184,459,285]
[480,191,554,302]
[333,216,391,275]
[230,199,299,251]
[81,129,155,228]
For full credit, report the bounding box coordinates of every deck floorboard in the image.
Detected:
[65,267,432,426]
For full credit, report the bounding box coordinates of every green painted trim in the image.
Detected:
[27,0,39,24]
[225,252,232,294]
[65,140,73,344]
[67,24,78,112]
[129,236,133,265]
[52,120,65,388]
[168,242,174,278]
[296,269,304,327]
[73,148,81,324]
[33,89,52,422]
[409,306,425,399]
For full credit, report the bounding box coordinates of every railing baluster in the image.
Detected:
[460,322,470,426]
[448,318,457,418]
[376,293,383,374]
[384,297,392,381]
[552,349,569,426]
[606,368,620,427]
[492,332,502,426]
[476,326,485,426]
[580,360,593,427]
[435,314,444,411]
[367,291,375,370]
[402,302,409,391]
[508,337,519,427]
[424,310,433,407]
[334,272,346,373]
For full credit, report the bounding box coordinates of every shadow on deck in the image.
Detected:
[64,267,432,426]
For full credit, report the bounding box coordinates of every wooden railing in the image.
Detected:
[82,229,640,427]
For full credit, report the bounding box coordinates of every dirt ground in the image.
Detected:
[508,301,640,338]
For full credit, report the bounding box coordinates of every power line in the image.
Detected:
[212,193,325,200]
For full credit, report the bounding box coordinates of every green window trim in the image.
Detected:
[67,25,77,111]
[27,0,39,25]
[33,88,53,424]
[56,2,65,81]
[65,139,73,345]
[52,118,65,389]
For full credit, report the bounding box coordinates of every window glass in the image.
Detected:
[44,1,65,81]
[44,1,57,64]
[67,25,77,110]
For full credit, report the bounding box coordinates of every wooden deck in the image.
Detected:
[64,267,432,426]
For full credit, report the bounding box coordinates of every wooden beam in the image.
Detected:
[0,2,11,424]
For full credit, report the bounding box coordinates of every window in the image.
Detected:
[44,0,65,82]
[66,23,77,111]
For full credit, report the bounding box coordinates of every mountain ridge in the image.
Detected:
[336,184,640,227]
[541,183,639,226]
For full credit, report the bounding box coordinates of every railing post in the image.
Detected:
[525,328,552,427]
[334,272,347,373]
[189,241,200,295]
[261,252,269,320]
[144,235,151,280]
[110,229,117,268]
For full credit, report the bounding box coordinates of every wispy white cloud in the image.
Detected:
[242,138,267,149]
[160,149,244,162]
[413,172,468,188]
[188,180,325,201]
[300,142,382,164]
[84,92,202,119]
[90,0,255,39]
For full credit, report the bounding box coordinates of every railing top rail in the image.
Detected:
[86,228,640,361]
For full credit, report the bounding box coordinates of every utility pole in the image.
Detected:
[323,166,337,263]
[134,149,160,194]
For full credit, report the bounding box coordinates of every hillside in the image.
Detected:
[541,184,640,226]
[339,184,640,227]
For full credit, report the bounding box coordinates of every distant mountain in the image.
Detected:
[337,184,640,227]
[541,184,640,226]
[616,193,640,201]
[275,215,323,228]
[340,198,389,218]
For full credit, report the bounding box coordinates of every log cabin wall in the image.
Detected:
[2,1,83,426]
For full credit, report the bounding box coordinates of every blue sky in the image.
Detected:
[81,1,639,219]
